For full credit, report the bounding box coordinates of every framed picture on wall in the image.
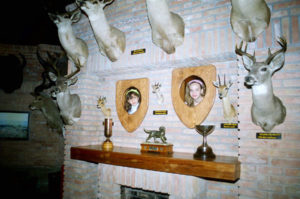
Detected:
[0,111,30,140]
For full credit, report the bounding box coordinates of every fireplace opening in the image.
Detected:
[121,185,169,199]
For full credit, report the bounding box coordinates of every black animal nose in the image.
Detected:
[245,76,254,83]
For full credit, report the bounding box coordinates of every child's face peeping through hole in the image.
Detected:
[189,82,201,101]
[128,93,139,106]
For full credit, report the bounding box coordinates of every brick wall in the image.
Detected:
[0,44,65,169]
[64,0,300,198]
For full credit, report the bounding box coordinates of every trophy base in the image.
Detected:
[102,139,113,151]
[140,142,173,154]
[194,145,216,160]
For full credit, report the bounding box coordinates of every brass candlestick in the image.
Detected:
[102,118,114,150]
[194,125,216,160]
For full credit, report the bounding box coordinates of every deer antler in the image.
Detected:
[64,58,81,79]
[265,37,287,64]
[235,41,256,62]
[100,0,114,6]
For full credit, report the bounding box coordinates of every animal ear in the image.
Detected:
[228,80,233,88]
[48,13,57,22]
[269,52,285,74]
[212,81,219,88]
[68,76,78,86]
[48,72,57,82]
[71,10,81,23]
[242,55,254,71]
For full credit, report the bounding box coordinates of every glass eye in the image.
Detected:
[261,67,267,72]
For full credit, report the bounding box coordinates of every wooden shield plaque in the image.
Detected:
[116,78,149,132]
[172,65,216,128]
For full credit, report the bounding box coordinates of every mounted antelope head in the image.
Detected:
[152,82,164,105]
[146,0,185,54]
[48,8,88,76]
[230,0,271,42]
[29,92,64,136]
[213,75,237,123]
[48,63,82,125]
[97,96,111,118]
[76,0,126,62]
[235,37,287,132]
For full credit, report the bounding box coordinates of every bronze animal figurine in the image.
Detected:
[144,126,167,143]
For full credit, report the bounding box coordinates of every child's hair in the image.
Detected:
[185,79,206,107]
[124,88,141,112]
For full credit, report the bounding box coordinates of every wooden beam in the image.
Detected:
[71,145,240,182]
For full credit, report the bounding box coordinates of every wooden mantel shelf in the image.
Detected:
[71,145,240,182]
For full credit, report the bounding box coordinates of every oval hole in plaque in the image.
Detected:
[179,76,206,107]
[172,65,216,128]
[124,87,141,115]
[116,78,149,133]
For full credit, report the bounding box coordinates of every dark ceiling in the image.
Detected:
[0,0,75,46]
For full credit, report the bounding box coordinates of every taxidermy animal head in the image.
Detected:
[0,53,26,93]
[35,48,68,94]
[97,96,112,118]
[230,0,271,42]
[46,56,82,126]
[146,0,185,54]
[152,82,164,105]
[29,92,64,136]
[235,37,287,131]
[49,70,82,125]
[48,8,88,75]
[213,75,237,123]
[76,0,126,62]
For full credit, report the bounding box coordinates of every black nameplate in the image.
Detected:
[131,48,146,55]
[256,133,281,139]
[153,110,168,115]
[221,123,238,129]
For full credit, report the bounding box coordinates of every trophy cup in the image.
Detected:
[97,96,114,150]
[102,118,114,150]
[194,125,216,160]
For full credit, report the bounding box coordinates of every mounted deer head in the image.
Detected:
[49,73,82,125]
[235,37,287,131]
[146,0,185,54]
[230,0,271,42]
[35,48,68,93]
[152,82,164,105]
[48,59,82,125]
[48,8,88,76]
[29,92,64,136]
[213,75,237,122]
[76,0,126,62]
[97,96,111,118]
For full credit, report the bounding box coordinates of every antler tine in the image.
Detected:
[265,36,287,64]
[218,74,221,85]
[65,58,81,79]
[224,74,226,85]
[102,0,114,6]
[235,41,256,62]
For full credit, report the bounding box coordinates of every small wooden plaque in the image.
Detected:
[141,143,173,154]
